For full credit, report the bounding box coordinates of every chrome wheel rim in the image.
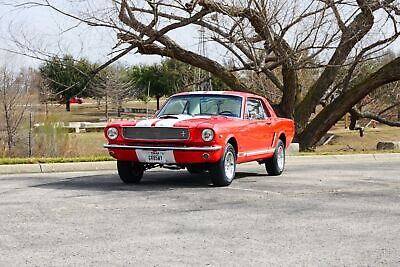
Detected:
[277,146,285,171]
[224,151,235,181]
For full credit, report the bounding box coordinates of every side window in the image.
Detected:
[245,98,268,120]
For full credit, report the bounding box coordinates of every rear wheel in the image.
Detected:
[210,143,236,186]
[265,139,285,176]
[117,161,145,184]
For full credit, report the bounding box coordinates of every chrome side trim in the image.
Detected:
[104,144,222,151]
[245,149,275,157]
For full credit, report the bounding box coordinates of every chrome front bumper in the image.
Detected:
[104,144,222,151]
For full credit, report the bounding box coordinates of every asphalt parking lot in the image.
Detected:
[1,156,399,266]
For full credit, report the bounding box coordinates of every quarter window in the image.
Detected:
[245,98,268,120]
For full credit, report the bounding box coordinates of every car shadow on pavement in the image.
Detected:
[31,170,264,192]
[235,172,266,179]
[32,171,213,192]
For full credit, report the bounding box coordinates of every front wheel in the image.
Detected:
[117,161,145,184]
[210,143,236,186]
[265,140,285,176]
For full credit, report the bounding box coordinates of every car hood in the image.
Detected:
[125,114,234,128]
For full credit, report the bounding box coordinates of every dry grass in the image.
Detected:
[316,124,400,153]
[36,99,162,123]
[1,97,399,160]
[67,132,109,157]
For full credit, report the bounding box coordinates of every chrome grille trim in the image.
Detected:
[122,127,190,140]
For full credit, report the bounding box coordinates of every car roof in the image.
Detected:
[172,91,261,98]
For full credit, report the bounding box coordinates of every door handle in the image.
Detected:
[265,121,272,125]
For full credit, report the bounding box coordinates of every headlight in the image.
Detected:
[201,129,214,142]
[106,127,119,140]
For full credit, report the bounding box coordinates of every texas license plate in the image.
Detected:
[146,150,166,163]
[136,149,175,164]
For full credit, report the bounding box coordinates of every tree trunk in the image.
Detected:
[45,101,48,117]
[117,100,122,117]
[278,63,298,119]
[298,57,400,151]
[156,96,160,110]
[105,94,108,119]
[398,105,400,121]
[349,110,359,130]
[66,99,71,112]
[294,6,375,131]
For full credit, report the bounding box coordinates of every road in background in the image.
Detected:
[0,156,399,266]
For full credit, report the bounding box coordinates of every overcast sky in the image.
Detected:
[0,1,178,68]
[2,1,227,70]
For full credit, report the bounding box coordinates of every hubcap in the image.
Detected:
[277,146,285,171]
[224,151,235,181]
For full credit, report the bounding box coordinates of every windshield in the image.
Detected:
[157,94,243,118]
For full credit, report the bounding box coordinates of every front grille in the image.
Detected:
[128,142,186,147]
[122,127,190,140]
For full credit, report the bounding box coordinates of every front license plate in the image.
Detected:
[146,150,166,163]
[136,149,175,164]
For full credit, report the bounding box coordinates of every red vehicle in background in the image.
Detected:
[104,91,295,186]
[69,97,85,104]
[60,97,85,104]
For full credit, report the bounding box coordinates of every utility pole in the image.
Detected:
[146,81,150,118]
[28,107,33,157]
[196,26,213,91]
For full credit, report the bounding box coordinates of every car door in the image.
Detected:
[244,98,274,159]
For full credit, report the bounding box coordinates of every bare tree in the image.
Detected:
[0,65,31,156]
[9,0,400,150]
[347,52,400,130]
[91,67,136,119]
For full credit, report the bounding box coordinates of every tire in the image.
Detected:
[265,139,285,176]
[117,160,145,184]
[210,143,236,186]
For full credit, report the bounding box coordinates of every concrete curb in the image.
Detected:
[0,153,399,175]
[0,164,42,174]
[286,153,400,164]
[0,161,116,175]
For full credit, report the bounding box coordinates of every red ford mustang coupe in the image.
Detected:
[104,91,294,186]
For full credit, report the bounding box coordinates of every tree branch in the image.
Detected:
[299,56,400,150]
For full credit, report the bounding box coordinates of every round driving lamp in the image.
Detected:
[106,127,119,140]
[201,129,214,142]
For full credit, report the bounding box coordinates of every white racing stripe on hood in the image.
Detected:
[155,119,180,127]
[155,115,195,127]
[135,119,159,127]
[135,115,212,128]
